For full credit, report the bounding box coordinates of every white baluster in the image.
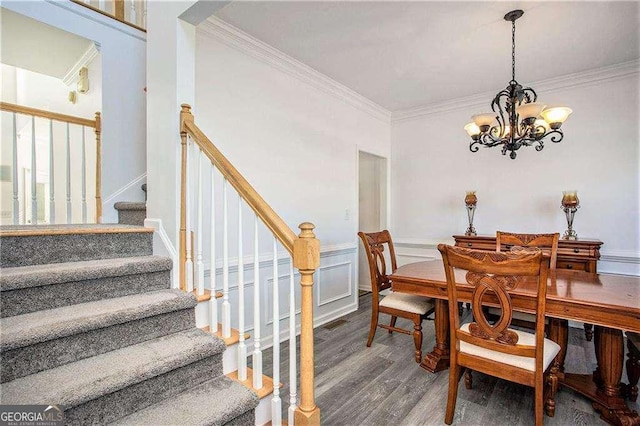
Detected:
[48,119,54,223]
[98,0,106,12]
[66,122,71,223]
[129,0,137,25]
[222,178,231,338]
[185,139,194,292]
[237,195,247,381]
[142,2,147,28]
[209,166,217,333]
[31,117,37,224]
[288,259,298,425]
[196,150,204,295]
[272,237,282,425]
[81,126,87,223]
[12,113,18,224]
[253,214,263,389]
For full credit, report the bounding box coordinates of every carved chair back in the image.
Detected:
[358,230,398,302]
[437,244,550,363]
[496,231,559,270]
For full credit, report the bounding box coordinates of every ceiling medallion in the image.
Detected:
[464,10,572,159]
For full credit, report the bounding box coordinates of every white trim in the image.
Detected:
[317,261,353,307]
[144,218,179,288]
[600,250,640,264]
[198,17,391,123]
[47,0,146,41]
[392,60,640,122]
[63,43,101,86]
[102,173,147,205]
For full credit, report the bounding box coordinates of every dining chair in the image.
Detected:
[438,244,560,426]
[627,331,640,402]
[358,230,435,363]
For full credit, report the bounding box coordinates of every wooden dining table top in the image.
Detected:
[391,261,640,333]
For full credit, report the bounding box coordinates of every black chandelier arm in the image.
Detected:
[521,86,538,103]
[546,129,564,143]
[469,139,482,153]
[479,132,504,147]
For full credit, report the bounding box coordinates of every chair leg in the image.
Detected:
[626,338,640,402]
[366,310,379,347]
[544,370,559,417]
[535,378,544,426]
[389,316,397,333]
[464,369,473,389]
[413,319,423,363]
[445,360,461,425]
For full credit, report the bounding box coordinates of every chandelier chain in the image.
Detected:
[511,19,516,83]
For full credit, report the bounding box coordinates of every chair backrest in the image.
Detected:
[358,230,398,300]
[496,231,559,269]
[437,244,550,368]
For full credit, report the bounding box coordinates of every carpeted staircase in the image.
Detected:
[0,224,258,425]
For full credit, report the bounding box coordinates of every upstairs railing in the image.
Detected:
[180,104,320,425]
[0,102,101,225]
[71,0,146,31]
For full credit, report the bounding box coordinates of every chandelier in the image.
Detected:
[464,10,572,159]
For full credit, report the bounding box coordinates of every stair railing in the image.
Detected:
[179,104,320,425]
[71,0,147,31]
[0,102,102,225]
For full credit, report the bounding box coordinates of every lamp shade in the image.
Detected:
[534,119,550,135]
[541,107,573,124]
[464,122,481,137]
[471,113,495,127]
[516,102,546,120]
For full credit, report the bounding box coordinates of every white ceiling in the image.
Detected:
[213,1,640,112]
[1,8,94,79]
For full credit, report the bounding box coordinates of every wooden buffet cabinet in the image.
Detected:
[453,235,603,272]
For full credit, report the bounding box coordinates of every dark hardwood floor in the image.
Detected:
[257,293,639,425]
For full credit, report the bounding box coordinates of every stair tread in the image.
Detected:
[0,329,225,408]
[0,256,172,291]
[114,202,146,211]
[0,224,152,237]
[111,375,259,426]
[1,289,196,351]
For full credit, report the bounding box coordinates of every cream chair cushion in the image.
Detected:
[459,322,560,372]
[379,292,434,315]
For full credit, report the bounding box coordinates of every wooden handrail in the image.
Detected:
[69,0,146,32]
[180,104,297,254]
[1,102,103,224]
[1,102,97,128]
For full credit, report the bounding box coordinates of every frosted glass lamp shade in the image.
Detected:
[516,102,546,119]
[541,107,573,125]
[471,113,496,127]
[464,122,481,137]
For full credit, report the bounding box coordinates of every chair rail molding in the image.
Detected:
[198,17,391,123]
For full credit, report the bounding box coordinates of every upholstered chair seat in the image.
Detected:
[379,292,434,315]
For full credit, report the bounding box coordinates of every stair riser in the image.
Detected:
[1,309,195,383]
[65,355,221,426]
[117,210,146,226]
[1,270,171,318]
[1,232,153,267]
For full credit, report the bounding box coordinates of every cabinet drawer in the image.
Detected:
[557,261,587,271]
[456,241,495,251]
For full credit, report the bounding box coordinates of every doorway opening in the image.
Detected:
[357,150,388,291]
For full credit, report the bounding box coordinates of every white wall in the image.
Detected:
[2,1,147,223]
[391,67,640,275]
[193,23,391,330]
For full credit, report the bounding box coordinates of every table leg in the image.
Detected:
[420,298,450,373]
[562,326,640,425]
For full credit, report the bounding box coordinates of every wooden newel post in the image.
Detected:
[179,104,193,291]
[94,112,102,223]
[293,222,321,425]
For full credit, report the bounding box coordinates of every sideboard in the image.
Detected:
[453,235,603,272]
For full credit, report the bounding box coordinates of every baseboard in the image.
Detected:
[144,218,179,287]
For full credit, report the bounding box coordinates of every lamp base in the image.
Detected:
[563,229,578,240]
[465,226,477,236]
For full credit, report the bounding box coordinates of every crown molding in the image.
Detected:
[392,59,640,123]
[62,42,101,86]
[198,17,392,123]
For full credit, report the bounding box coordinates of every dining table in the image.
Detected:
[390,260,640,425]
